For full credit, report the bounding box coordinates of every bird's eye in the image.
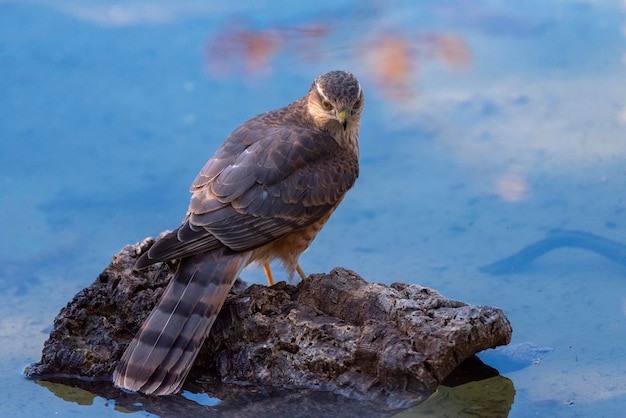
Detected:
[321,100,333,110]
[352,99,362,109]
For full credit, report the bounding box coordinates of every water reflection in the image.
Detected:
[394,376,515,418]
[481,230,626,274]
[33,355,513,417]
[204,20,471,105]
[206,21,329,78]
[34,377,410,417]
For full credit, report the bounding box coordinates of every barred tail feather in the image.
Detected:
[113,249,248,395]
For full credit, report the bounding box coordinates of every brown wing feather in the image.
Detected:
[188,117,357,251]
[136,106,358,268]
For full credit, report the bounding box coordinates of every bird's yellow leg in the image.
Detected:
[263,262,274,286]
[296,264,307,281]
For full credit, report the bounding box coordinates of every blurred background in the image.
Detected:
[1,0,625,416]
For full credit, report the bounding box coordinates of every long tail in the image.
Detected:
[113,249,249,395]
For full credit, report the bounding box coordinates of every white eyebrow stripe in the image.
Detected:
[315,83,327,100]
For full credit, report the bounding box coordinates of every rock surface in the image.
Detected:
[27,238,512,412]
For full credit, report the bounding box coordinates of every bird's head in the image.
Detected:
[308,71,364,135]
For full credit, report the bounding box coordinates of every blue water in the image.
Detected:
[2,1,626,416]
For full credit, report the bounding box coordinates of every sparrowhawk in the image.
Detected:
[113,70,364,396]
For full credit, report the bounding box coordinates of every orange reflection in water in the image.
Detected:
[363,33,417,100]
[436,34,472,70]
[205,21,329,78]
[362,31,472,100]
[206,23,282,77]
[204,21,471,103]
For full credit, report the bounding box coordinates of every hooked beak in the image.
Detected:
[338,110,349,130]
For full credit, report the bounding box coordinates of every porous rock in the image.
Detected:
[28,237,512,412]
